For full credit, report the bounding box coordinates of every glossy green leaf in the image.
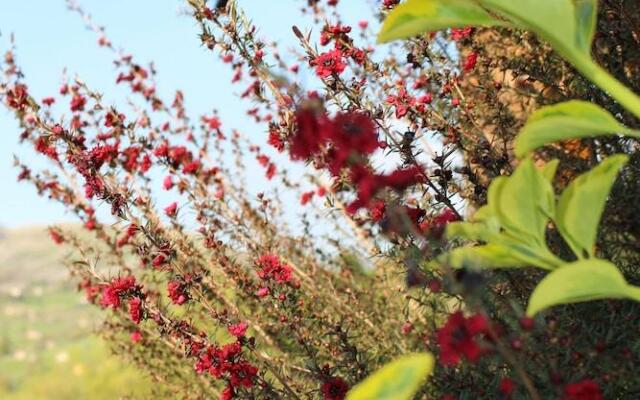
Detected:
[496,158,554,244]
[527,259,640,316]
[514,101,638,157]
[555,155,628,258]
[346,353,434,400]
[574,0,598,53]
[377,0,500,43]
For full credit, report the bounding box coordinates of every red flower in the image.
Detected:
[164,202,178,217]
[256,254,293,284]
[100,276,137,309]
[163,175,174,190]
[268,128,285,152]
[462,52,478,72]
[451,27,474,41]
[437,311,490,366]
[220,386,234,400]
[382,0,400,8]
[386,88,416,118]
[382,166,424,191]
[228,322,248,338]
[301,191,315,205]
[314,49,346,78]
[6,84,29,110]
[167,280,189,305]
[499,378,515,397]
[49,228,64,244]
[321,377,349,400]
[129,297,143,324]
[369,200,386,222]
[327,112,378,172]
[563,380,602,400]
[203,115,222,130]
[130,330,142,343]
[290,110,331,160]
[70,94,87,112]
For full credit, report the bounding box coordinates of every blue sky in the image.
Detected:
[0,0,372,228]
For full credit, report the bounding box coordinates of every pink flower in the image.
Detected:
[228,322,248,337]
[164,202,178,217]
[130,330,142,343]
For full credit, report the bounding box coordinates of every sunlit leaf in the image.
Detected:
[555,154,628,258]
[446,244,526,269]
[480,0,577,54]
[377,0,500,43]
[496,158,554,244]
[446,220,499,242]
[346,353,435,400]
[527,259,640,316]
[514,101,638,157]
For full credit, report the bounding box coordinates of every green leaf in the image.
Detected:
[514,101,638,157]
[377,0,500,43]
[527,259,640,316]
[495,158,555,244]
[446,244,526,269]
[480,0,577,55]
[346,353,435,400]
[555,154,628,258]
[574,0,598,54]
[539,159,560,182]
[446,220,499,242]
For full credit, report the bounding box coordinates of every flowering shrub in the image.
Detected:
[3,0,640,399]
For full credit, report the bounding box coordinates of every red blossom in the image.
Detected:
[386,88,416,118]
[100,276,137,309]
[314,49,346,78]
[6,84,29,110]
[256,254,293,284]
[437,311,490,366]
[369,199,386,222]
[301,191,315,205]
[164,202,178,217]
[167,279,189,305]
[451,27,474,41]
[130,330,142,343]
[499,378,515,397]
[463,52,478,72]
[129,297,143,324]
[321,377,349,400]
[563,380,603,400]
[163,175,174,190]
[70,94,87,112]
[49,228,64,244]
[290,109,331,160]
[228,322,248,337]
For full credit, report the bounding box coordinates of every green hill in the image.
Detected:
[0,226,152,399]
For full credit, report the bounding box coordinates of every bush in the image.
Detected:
[2,0,640,399]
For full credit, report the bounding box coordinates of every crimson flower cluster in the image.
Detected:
[99,276,140,309]
[436,311,492,366]
[193,340,259,399]
[289,109,424,214]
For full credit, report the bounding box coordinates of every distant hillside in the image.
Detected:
[0,225,152,399]
[0,226,73,294]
